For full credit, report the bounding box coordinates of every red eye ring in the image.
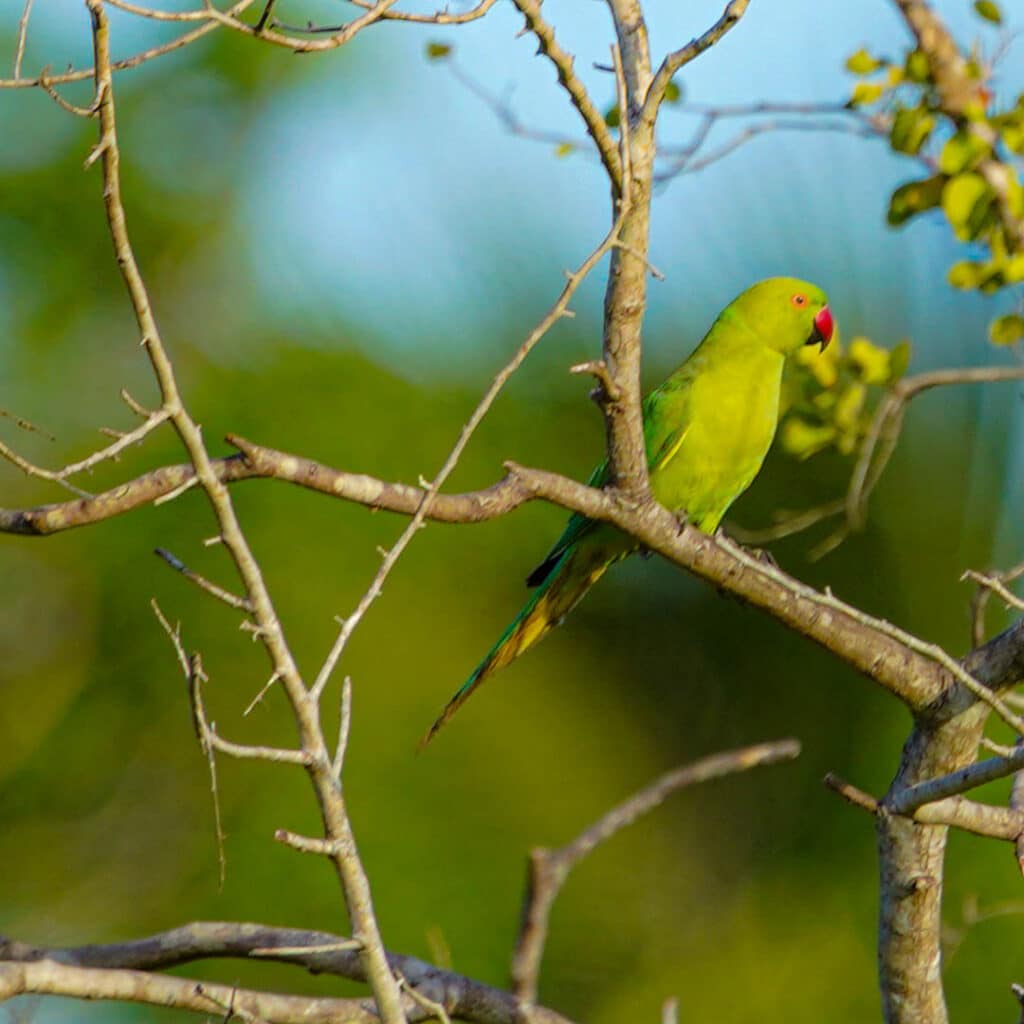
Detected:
[791,293,807,307]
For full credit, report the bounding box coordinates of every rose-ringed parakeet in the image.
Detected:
[422,277,834,745]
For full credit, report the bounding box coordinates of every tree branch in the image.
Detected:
[508,0,622,190]
[643,0,750,122]
[0,960,383,1024]
[84,6,405,1018]
[0,922,576,1024]
[0,0,256,90]
[511,740,800,1003]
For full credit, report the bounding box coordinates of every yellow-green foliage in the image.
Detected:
[779,333,910,460]
[846,4,1024,332]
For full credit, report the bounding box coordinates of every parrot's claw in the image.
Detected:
[749,545,779,568]
[674,512,689,536]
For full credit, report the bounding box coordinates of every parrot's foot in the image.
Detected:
[749,545,779,568]
[674,512,689,536]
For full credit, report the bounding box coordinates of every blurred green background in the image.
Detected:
[2,1,1024,1022]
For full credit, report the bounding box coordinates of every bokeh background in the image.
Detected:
[2,1,1023,1021]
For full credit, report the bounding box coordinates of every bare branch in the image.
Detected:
[0,959,382,1024]
[970,560,1024,647]
[511,740,800,1002]
[823,772,879,814]
[85,7,405,1016]
[307,202,629,702]
[888,744,1024,815]
[346,0,498,23]
[508,0,622,190]
[333,676,354,779]
[0,922,577,1024]
[12,0,35,79]
[643,0,750,122]
[201,0,400,53]
[909,795,1024,842]
[155,546,254,612]
[0,0,257,90]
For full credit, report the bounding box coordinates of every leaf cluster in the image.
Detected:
[779,334,910,461]
[845,5,1024,345]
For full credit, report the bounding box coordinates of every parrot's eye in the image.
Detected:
[791,293,807,307]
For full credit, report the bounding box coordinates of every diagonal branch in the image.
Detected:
[509,0,622,190]
[510,739,800,1003]
[0,0,257,91]
[642,0,750,123]
[307,184,629,704]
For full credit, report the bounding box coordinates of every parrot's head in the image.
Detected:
[740,277,834,357]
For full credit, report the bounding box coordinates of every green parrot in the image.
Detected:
[422,277,834,745]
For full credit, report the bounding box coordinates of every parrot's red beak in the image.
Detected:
[809,306,834,351]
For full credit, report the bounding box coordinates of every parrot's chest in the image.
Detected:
[653,359,782,527]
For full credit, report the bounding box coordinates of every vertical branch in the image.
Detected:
[84,4,405,1020]
[598,0,654,497]
[875,627,1024,1024]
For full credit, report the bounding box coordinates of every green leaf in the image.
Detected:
[990,314,1024,344]
[887,175,945,226]
[941,172,994,239]
[888,340,912,382]
[974,0,1002,23]
[1004,254,1024,283]
[780,418,836,460]
[664,80,682,104]
[851,82,885,106]
[890,106,935,155]
[425,42,452,59]
[938,130,989,174]
[604,104,620,128]
[1002,123,1024,154]
[554,142,575,158]
[904,49,931,84]
[848,338,891,385]
[846,48,883,75]
[948,260,986,289]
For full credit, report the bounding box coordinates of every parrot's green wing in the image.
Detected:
[525,379,694,588]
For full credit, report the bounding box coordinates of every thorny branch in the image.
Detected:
[83,3,406,1019]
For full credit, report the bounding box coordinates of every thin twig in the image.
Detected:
[308,198,631,703]
[508,0,622,190]
[824,772,879,813]
[12,0,35,79]
[970,561,1024,647]
[155,547,254,612]
[0,0,256,90]
[643,0,751,121]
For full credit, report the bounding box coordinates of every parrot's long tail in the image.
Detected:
[419,543,612,747]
